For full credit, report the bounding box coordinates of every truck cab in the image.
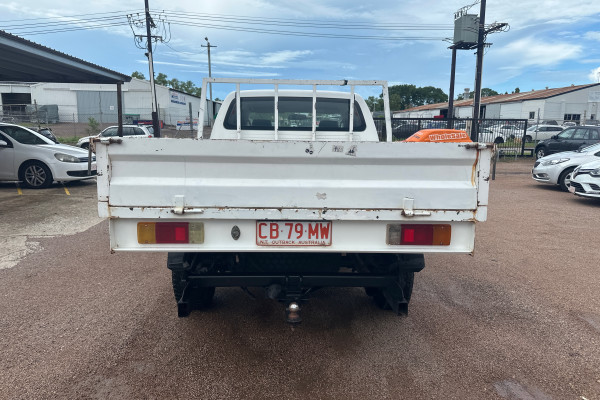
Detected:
[210,90,378,142]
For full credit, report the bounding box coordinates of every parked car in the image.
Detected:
[569,159,600,198]
[0,122,96,188]
[478,127,509,144]
[76,125,154,149]
[525,125,564,142]
[531,143,600,191]
[36,127,59,143]
[534,126,600,159]
[485,123,525,143]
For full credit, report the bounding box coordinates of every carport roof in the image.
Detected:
[0,30,131,84]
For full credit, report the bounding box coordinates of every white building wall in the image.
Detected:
[0,83,31,99]
[520,100,545,121]
[498,102,522,119]
[541,88,594,121]
[30,83,78,122]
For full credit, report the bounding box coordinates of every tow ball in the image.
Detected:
[286,302,302,324]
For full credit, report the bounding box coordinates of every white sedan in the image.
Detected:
[0,123,96,189]
[531,143,600,191]
[76,125,154,149]
[569,160,600,198]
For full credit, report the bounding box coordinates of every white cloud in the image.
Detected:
[584,31,600,41]
[494,36,582,69]
[588,67,600,82]
[260,50,313,64]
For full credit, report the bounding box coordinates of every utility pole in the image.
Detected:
[201,37,217,127]
[127,8,170,137]
[447,47,457,128]
[144,0,160,137]
[471,0,487,142]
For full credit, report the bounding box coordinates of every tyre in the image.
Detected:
[20,161,53,189]
[171,269,215,308]
[535,147,547,159]
[524,135,532,143]
[494,137,504,144]
[558,167,575,192]
[169,253,216,308]
[372,271,415,310]
[81,142,89,149]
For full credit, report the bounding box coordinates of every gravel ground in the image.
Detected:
[1,159,599,399]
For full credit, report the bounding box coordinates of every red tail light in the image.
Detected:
[155,222,189,244]
[387,224,451,246]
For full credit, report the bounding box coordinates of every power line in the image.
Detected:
[0,10,139,23]
[155,9,453,30]
[6,10,451,40]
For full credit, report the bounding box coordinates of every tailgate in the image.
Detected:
[96,138,491,252]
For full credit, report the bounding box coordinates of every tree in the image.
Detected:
[513,87,520,93]
[365,96,384,111]
[155,72,169,86]
[152,73,202,97]
[481,88,499,97]
[387,84,448,110]
[131,71,146,80]
[457,88,499,100]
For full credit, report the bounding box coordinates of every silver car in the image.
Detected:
[531,143,600,191]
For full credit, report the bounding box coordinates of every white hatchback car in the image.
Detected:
[569,160,600,198]
[0,123,96,188]
[531,143,600,191]
[76,125,154,149]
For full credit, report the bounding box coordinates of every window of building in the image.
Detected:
[564,114,581,121]
[529,111,535,119]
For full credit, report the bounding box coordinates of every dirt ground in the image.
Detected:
[1,159,599,399]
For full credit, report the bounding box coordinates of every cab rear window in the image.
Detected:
[224,97,366,131]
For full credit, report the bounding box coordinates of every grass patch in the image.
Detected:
[58,136,84,145]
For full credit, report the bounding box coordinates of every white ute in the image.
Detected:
[95,78,492,323]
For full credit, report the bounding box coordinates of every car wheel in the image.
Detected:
[524,135,532,143]
[494,137,504,144]
[558,167,575,192]
[20,161,53,189]
[535,147,547,159]
[81,142,89,149]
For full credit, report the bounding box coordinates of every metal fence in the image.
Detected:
[374,117,537,156]
[1,104,202,138]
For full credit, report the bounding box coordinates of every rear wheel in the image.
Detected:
[20,161,53,189]
[494,137,504,144]
[558,167,575,192]
[524,135,532,143]
[81,142,89,149]
[372,271,415,310]
[169,253,215,308]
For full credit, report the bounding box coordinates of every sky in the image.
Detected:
[2,0,600,102]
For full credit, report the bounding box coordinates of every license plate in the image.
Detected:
[91,164,97,171]
[256,221,332,246]
[568,185,575,193]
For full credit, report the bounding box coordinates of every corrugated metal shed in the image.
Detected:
[0,30,131,84]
